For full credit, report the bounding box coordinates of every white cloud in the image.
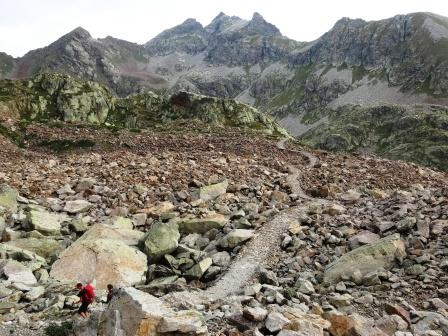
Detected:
[1,0,447,57]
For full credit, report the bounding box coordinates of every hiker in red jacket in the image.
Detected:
[76,283,95,318]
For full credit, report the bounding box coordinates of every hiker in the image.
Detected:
[76,283,95,318]
[106,284,115,304]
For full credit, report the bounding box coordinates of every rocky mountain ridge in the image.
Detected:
[1,11,448,168]
[2,12,447,100]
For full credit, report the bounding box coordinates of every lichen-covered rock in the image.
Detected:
[0,244,46,271]
[142,221,180,262]
[0,73,289,136]
[157,310,208,335]
[300,104,448,170]
[63,200,92,214]
[26,209,69,235]
[185,257,213,280]
[0,260,37,285]
[323,233,406,284]
[79,223,143,246]
[22,286,45,301]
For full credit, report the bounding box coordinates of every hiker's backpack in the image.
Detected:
[84,284,95,303]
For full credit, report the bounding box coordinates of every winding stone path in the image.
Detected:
[165,138,324,306]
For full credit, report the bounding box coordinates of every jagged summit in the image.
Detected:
[244,12,281,36]
[205,12,246,34]
[143,17,208,56]
[62,26,92,40]
[147,18,205,42]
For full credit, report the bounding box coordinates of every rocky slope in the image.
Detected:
[0,124,447,336]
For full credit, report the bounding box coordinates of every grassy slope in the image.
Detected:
[299,104,448,170]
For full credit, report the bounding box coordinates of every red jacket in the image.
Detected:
[80,284,95,304]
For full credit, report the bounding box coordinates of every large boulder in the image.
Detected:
[142,222,180,262]
[96,287,207,336]
[26,209,69,235]
[323,233,406,284]
[0,185,18,213]
[50,239,147,289]
[177,214,228,234]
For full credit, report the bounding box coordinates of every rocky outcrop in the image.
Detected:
[78,287,208,336]
[0,73,288,136]
[293,13,448,95]
[0,52,14,78]
[144,18,208,56]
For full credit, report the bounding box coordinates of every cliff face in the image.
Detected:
[293,13,448,95]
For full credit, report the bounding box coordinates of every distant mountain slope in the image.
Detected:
[299,104,448,170]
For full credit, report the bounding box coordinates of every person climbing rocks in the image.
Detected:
[76,282,95,318]
[106,284,115,304]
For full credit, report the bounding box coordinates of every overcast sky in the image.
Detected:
[1,0,448,57]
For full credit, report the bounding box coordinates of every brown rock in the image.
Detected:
[384,303,411,326]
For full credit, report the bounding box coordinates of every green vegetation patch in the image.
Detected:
[0,124,25,147]
[352,66,368,83]
[39,139,95,152]
[45,321,73,336]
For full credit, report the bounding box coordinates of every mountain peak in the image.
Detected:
[245,12,281,36]
[151,18,205,41]
[181,18,201,26]
[205,12,244,34]
[251,12,264,21]
[65,26,91,40]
